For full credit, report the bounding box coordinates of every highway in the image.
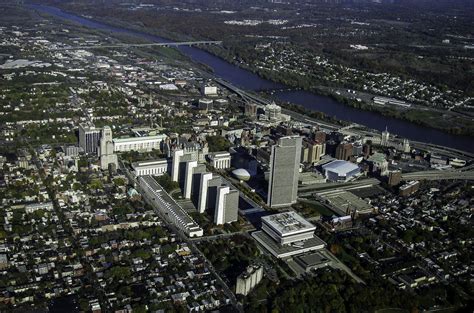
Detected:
[51,40,223,51]
[298,178,381,196]
[215,77,341,131]
[401,170,474,181]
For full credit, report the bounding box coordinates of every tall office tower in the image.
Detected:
[78,123,101,154]
[402,139,411,153]
[352,142,363,156]
[171,149,185,182]
[300,145,310,163]
[214,186,229,225]
[214,186,239,225]
[325,140,338,157]
[197,174,221,214]
[267,136,302,208]
[197,173,213,213]
[99,126,118,170]
[308,141,325,163]
[245,102,258,118]
[335,142,353,161]
[183,161,198,199]
[381,127,390,146]
[362,143,372,158]
[191,164,206,204]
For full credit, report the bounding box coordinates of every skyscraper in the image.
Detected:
[99,126,118,170]
[78,123,101,154]
[214,186,239,225]
[267,136,302,208]
[335,142,353,161]
[183,161,198,199]
[171,149,185,182]
[381,127,390,146]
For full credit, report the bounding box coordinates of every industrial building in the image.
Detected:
[317,189,372,215]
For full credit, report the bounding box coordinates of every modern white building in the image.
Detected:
[138,175,203,237]
[208,152,231,169]
[113,134,167,153]
[215,186,230,225]
[132,159,169,177]
[322,160,360,182]
[183,161,198,199]
[99,126,118,170]
[261,211,316,245]
[381,127,390,146]
[201,85,218,96]
[252,211,326,258]
[236,265,264,296]
[214,186,239,225]
[171,149,185,182]
[197,173,213,213]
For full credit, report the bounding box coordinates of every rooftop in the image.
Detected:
[113,134,167,143]
[252,230,325,258]
[322,160,359,175]
[262,211,316,236]
[132,159,168,168]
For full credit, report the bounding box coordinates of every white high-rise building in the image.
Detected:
[215,186,230,225]
[198,173,213,213]
[171,149,185,182]
[184,161,198,199]
[214,186,239,225]
[402,138,410,153]
[99,126,118,170]
[381,127,390,146]
[267,136,302,208]
[235,265,264,296]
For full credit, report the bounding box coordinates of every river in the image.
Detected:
[29,4,474,153]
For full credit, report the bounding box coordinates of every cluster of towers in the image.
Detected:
[170,149,238,225]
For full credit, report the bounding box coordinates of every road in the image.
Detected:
[401,170,474,181]
[190,230,251,243]
[298,178,381,196]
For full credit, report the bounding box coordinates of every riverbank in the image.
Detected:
[28,4,474,152]
[202,46,474,137]
[38,3,472,136]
